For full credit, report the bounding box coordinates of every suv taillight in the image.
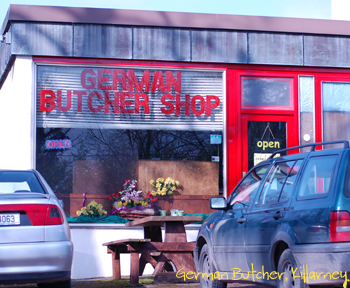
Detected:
[0,204,63,226]
[329,211,350,242]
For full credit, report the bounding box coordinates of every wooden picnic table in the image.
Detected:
[103,215,202,284]
[125,215,202,275]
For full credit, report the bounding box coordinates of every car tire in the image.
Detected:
[199,244,227,288]
[277,249,308,288]
[37,279,71,288]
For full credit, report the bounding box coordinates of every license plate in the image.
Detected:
[0,213,20,226]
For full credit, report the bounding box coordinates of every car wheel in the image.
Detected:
[199,244,227,288]
[38,279,71,288]
[277,249,308,288]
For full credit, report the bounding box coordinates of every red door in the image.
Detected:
[226,69,299,196]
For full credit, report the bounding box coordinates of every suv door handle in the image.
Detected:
[273,212,283,220]
[237,217,246,224]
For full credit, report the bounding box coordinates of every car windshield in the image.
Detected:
[0,171,46,194]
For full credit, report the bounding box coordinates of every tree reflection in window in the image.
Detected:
[36,128,223,195]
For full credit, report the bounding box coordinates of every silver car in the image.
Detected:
[0,170,73,288]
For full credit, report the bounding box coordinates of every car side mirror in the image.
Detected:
[210,197,227,210]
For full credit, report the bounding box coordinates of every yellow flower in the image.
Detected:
[151,191,157,196]
[118,201,123,207]
[88,200,97,207]
[175,180,180,186]
[76,211,81,216]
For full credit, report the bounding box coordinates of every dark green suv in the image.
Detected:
[194,141,350,288]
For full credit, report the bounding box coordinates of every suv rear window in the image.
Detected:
[297,155,337,200]
[0,171,45,194]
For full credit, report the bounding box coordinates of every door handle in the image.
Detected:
[273,212,283,220]
[237,217,246,224]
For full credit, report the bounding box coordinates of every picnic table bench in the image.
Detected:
[102,216,202,284]
[103,238,196,284]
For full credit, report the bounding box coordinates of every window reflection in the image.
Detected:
[242,77,292,109]
[230,165,269,209]
[36,128,223,197]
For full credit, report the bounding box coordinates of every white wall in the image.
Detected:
[0,56,34,170]
[69,223,200,279]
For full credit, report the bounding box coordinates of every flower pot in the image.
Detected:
[111,201,155,220]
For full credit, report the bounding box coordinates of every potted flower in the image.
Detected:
[149,177,180,196]
[76,200,108,218]
[107,179,157,220]
[149,177,181,214]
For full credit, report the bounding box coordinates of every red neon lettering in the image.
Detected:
[59,140,64,148]
[47,141,53,148]
[120,92,134,114]
[113,70,127,91]
[128,70,150,92]
[160,94,175,115]
[81,69,96,89]
[191,95,205,115]
[57,90,72,112]
[166,71,181,93]
[151,71,165,92]
[73,91,86,112]
[104,92,119,113]
[98,69,112,90]
[135,93,149,114]
[65,140,71,148]
[206,95,220,116]
[40,90,56,112]
[54,141,59,148]
[88,92,103,113]
[175,94,190,115]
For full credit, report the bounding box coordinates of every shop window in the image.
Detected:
[322,82,350,148]
[36,128,223,201]
[241,77,293,110]
[299,76,315,151]
[35,65,224,216]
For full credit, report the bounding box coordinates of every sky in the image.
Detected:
[1,0,349,27]
[0,0,335,24]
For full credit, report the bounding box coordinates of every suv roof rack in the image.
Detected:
[268,140,350,159]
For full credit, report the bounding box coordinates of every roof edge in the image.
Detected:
[2,4,350,36]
